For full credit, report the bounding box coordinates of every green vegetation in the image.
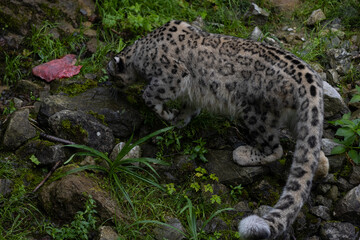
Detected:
[45,195,97,240]
[330,87,360,164]
[3,54,24,86]
[61,127,173,216]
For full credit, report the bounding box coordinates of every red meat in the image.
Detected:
[32,54,82,82]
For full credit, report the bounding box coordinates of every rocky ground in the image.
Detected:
[1,0,360,239]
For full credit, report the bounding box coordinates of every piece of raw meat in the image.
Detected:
[32,54,82,82]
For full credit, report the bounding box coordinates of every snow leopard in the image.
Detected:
[107,20,329,239]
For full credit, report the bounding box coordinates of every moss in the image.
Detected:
[57,79,98,96]
[340,163,352,178]
[39,3,63,20]
[88,110,106,125]
[61,120,88,143]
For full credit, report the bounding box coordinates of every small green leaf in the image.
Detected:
[350,94,360,103]
[331,145,346,155]
[336,128,354,138]
[348,150,360,164]
[30,155,40,165]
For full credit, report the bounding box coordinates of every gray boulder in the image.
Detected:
[37,87,143,138]
[320,222,358,240]
[2,109,36,150]
[16,139,67,166]
[334,184,360,225]
[39,173,127,223]
[323,81,349,120]
[48,110,114,153]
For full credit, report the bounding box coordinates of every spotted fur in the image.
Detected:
[107,20,329,239]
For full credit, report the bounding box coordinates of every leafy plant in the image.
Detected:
[330,113,360,164]
[45,195,97,240]
[230,184,244,201]
[2,99,16,115]
[61,126,173,215]
[184,138,208,162]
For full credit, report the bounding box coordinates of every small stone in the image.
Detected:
[153,218,185,240]
[249,26,264,41]
[327,154,346,172]
[323,81,350,120]
[0,179,13,196]
[315,195,333,208]
[306,9,326,26]
[321,138,342,156]
[310,205,331,220]
[327,185,339,201]
[318,184,331,194]
[12,97,23,108]
[349,165,360,185]
[321,222,358,240]
[334,184,360,225]
[84,29,97,38]
[98,226,119,240]
[244,3,269,25]
[2,109,37,150]
[109,142,141,161]
[326,69,339,84]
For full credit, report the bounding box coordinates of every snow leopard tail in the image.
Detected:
[239,72,325,239]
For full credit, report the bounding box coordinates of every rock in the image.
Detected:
[12,97,23,108]
[321,138,342,156]
[334,185,360,225]
[16,139,67,166]
[326,69,339,85]
[192,16,206,29]
[315,195,333,209]
[349,165,360,185]
[202,217,228,234]
[244,3,269,25]
[306,9,326,26]
[327,185,339,201]
[109,142,141,161]
[39,173,126,222]
[87,38,100,53]
[327,154,345,172]
[320,222,358,240]
[0,179,13,196]
[48,110,115,153]
[249,26,264,41]
[310,205,331,220]
[97,226,119,240]
[2,109,37,150]
[322,81,349,120]
[204,150,268,186]
[337,177,353,192]
[153,218,185,240]
[37,87,143,138]
[327,48,352,75]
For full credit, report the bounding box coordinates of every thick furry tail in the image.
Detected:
[239,215,271,239]
[239,73,325,239]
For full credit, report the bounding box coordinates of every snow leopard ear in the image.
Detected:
[114,56,125,73]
